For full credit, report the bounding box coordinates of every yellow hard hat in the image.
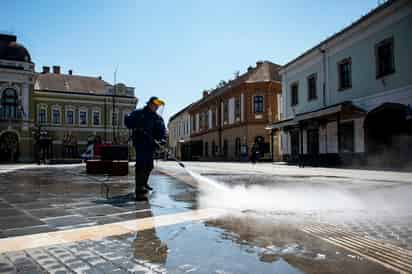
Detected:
[148,96,165,106]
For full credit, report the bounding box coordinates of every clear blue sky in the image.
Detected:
[3,0,379,123]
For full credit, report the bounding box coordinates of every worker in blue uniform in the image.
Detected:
[125,96,166,201]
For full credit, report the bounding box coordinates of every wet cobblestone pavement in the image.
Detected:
[0,165,193,239]
[0,163,411,273]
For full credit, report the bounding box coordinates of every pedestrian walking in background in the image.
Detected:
[250,142,260,164]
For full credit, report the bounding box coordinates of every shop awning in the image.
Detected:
[267,101,366,130]
[267,118,298,130]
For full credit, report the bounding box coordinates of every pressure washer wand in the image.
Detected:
[137,129,186,168]
[152,138,186,168]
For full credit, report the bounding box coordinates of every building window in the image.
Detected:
[52,108,61,125]
[79,110,87,126]
[192,116,196,132]
[212,109,216,128]
[290,130,300,157]
[204,142,209,157]
[212,141,216,156]
[93,111,101,126]
[39,108,47,124]
[376,37,395,78]
[112,112,118,126]
[1,88,18,119]
[291,83,299,106]
[235,137,241,156]
[307,129,319,155]
[223,139,228,157]
[253,96,264,113]
[340,121,354,153]
[223,101,229,124]
[205,111,210,129]
[307,74,317,101]
[66,110,74,125]
[235,98,241,121]
[199,113,204,131]
[338,58,352,90]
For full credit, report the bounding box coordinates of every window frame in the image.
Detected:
[38,105,47,124]
[223,101,229,124]
[1,88,18,119]
[307,73,317,101]
[204,141,209,157]
[51,105,62,125]
[79,108,88,126]
[235,97,241,121]
[339,121,355,153]
[111,111,119,127]
[253,95,264,114]
[375,37,395,79]
[338,57,352,91]
[92,110,101,126]
[66,109,75,125]
[290,82,299,106]
[212,109,216,129]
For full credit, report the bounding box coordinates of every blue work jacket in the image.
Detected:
[125,106,166,168]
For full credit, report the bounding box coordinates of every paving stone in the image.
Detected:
[71,205,129,217]
[0,215,45,230]
[29,208,73,219]
[0,254,15,273]
[0,201,13,209]
[43,215,96,229]
[0,208,26,216]
[93,261,122,273]
[2,225,57,238]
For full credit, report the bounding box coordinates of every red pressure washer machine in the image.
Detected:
[85,144,129,176]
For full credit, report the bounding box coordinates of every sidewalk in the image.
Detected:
[156,161,412,184]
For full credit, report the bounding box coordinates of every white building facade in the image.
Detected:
[271,0,412,167]
[167,105,191,160]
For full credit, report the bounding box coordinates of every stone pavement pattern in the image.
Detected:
[0,163,411,273]
[0,237,165,274]
[157,161,412,251]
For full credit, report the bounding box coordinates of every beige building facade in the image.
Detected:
[187,61,282,161]
[167,104,191,160]
[0,34,137,162]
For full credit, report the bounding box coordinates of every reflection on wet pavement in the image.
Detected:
[0,164,404,273]
[0,166,194,238]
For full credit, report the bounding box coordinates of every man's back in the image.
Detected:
[125,106,166,166]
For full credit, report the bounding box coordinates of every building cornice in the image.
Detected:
[33,89,137,99]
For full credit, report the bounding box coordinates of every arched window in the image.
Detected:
[1,88,18,119]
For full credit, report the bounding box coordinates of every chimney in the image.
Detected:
[97,76,102,80]
[247,66,253,72]
[203,90,209,98]
[52,65,60,74]
[68,69,73,75]
[42,66,50,74]
[256,61,263,66]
